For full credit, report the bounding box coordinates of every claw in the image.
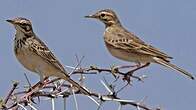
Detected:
[110,65,119,78]
[21,91,33,102]
[123,74,132,84]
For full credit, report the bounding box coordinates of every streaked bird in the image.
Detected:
[7,17,90,95]
[85,9,194,80]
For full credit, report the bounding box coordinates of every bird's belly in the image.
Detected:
[15,49,59,76]
[105,44,152,63]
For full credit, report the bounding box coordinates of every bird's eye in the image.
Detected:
[20,23,26,26]
[20,23,27,28]
[20,24,31,31]
[100,13,105,17]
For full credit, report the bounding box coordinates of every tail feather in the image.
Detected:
[153,57,194,80]
[62,73,91,95]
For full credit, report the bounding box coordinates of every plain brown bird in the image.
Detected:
[85,9,194,80]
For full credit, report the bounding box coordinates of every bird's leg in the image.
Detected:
[29,76,49,91]
[123,63,150,83]
[127,63,150,74]
[111,63,142,79]
[40,76,50,86]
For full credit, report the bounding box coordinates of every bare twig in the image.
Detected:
[51,98,55,110]
[69,55,85,76]
[28,103,37,110]
[63,97,66,110]
[4,81,19,105]
[3,64,158,110]
[72,89,79,110]
[72,65,147,83]
[18,103,27,110]
[118,104,122,110]
[24,73,32,88]
[6,84,158,110]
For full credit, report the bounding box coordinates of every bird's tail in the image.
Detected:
[62,73,91,95]
[153,57,194,80]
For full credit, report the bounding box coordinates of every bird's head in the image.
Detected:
[6,17,33,34]
[85,9,121,27]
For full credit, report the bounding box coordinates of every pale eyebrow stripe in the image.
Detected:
[101,12,114,17]
[20,20,27,24]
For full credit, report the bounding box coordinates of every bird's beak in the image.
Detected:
[6,19,15,24]
[84,14,97,19]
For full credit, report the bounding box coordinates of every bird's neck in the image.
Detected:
[15,30,34,40]
[104,24,125,41]
[105,23,124,33]
[105,22,122,28]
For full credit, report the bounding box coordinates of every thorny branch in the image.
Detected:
[1,65,159,110]
[72,65,148,83]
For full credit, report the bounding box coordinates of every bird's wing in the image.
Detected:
[105,31,172,59]
[28,36,66,72]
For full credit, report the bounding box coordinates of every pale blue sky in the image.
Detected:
[0,0,196,110]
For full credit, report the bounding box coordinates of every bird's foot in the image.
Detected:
[20,90,35,103]
[123,63,150,83]
[123,71,134,84]
[110,65,120,78]
[41,78,50,85]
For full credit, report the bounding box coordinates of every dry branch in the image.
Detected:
[1,65,159,110]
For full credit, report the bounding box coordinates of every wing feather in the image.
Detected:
[105,31,172,59]
[28,36,66,72]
